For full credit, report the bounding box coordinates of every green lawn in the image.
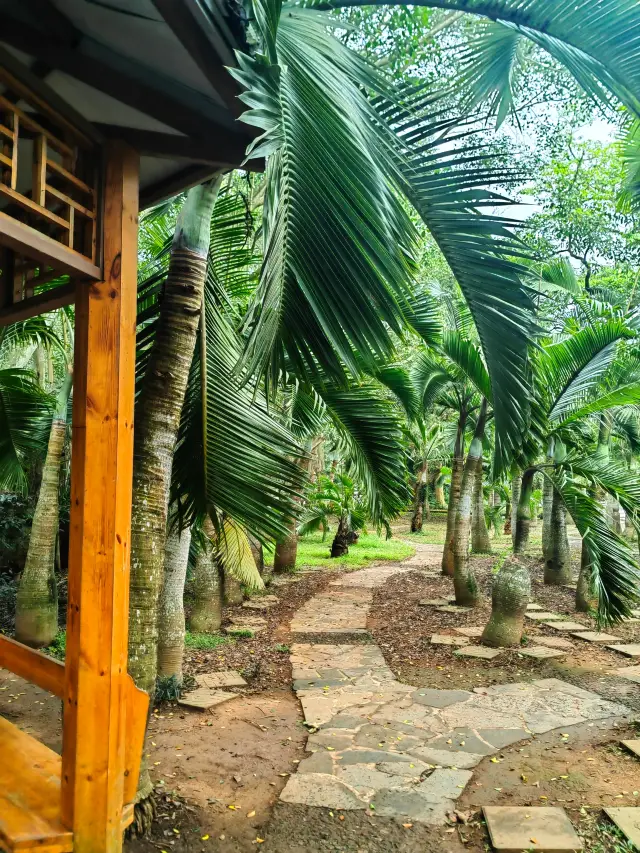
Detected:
[291,531,414,570]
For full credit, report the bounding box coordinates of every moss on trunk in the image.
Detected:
[157,527,191,682]
[482,557,531,647]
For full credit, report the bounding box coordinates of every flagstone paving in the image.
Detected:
[484,806,584,851]
[616,665,640,683]
[280,553,630,825]
[608,643,640,657]
[604,807,640,848]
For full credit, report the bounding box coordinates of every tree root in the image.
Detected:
[126,794,157,838]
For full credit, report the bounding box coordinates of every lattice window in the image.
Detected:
[0,66,99,265]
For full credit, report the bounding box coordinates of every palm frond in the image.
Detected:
[232,8,417,386]
[441,330,492,402]
[0,369,53,494]
[215,517,265,591]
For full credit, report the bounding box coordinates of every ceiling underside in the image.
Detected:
[0,0,255,207]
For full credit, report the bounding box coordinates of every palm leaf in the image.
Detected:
[215,517,265,591]
[441,330,492,402]
[0,369,53,494]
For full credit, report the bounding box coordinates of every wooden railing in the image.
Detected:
[0,65,99,270]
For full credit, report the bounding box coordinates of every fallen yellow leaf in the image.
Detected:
[201,835,209,841]
[247,810,256,818]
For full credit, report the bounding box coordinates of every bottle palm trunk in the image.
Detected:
[274,517,298,573]
[544,489,572,585]
[157,526,192,682]
[576,541,598,612]
[513,470,534,554]
[128,177,222,806]
[452,398,487,606]
[189,527,224,632]
[471,461,491,553]
[16,370,72,648]
[442,409,466,577]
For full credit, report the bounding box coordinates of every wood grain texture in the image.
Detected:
[0,212,100,279]
[0,635,64,697]
[62,141,139,852]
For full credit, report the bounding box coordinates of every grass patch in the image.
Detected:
[225,628,254,638]
[184,632,230,650]
[294,531,414,570]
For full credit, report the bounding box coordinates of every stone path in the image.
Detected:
[280,546,630,825]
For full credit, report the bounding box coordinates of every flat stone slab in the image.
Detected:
[178,688,238,710]
[519,646,567,660]
[483,806,583,851]
[411,688,472,708]
[431,634,469,646]
[571,631,620,643]
[526,612,566,621]
[280,773,365,809]
[534,636,574,650]
[607,644,640,657]
[616,665,640,683]
[409,747,484,769]
[543,621,588,632]
[419,598,449,607]
[526,603,545,611]
[436,605,473,614]
[621,740,640,758]
[604,807,640,848]
[195,670,247,688]
[454,646,501,660]
[454,626,484,638]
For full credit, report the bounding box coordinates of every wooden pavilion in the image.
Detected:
[0,2,251,851]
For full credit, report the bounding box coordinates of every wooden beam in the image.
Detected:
[0,282,74,326]
[0,635,64,697]
[95,124,249,166]
[1,18,237,138]
[61,142,139,850]
[140,164,221,210]
[0,212,100,280]
[151,0,243,117]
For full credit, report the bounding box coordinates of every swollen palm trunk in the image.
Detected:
[16,371,72,648]
[471,462,491,554]
[331,514,351,558]
[544,489,572,585]
[128,177,222,804]
[190,516,224,632]
[576,541,598,612]
[223,571,244,604]
[482,557,530,647]
[157,527,192,682]
[541,463,554,562]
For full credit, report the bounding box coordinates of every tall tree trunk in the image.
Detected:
[248,532,270,584]
[442,408,466,577]
[513,469,535,554]
[510,474,521,549]
[452,399,487,606]
[423,462,431,522]
[625,510,637,542]
[274,517,298,573]
[16,371,73,648]
[157,526,192,682]
[128,178,222,806]
[576,541,598,612]
[544,489,572,585]
[190,518,223,632]
[411,459,427,532]
[482,557,531,647]
[471,460,491,553]
[541,443,554,563]
[611,498,622,535]
[434,469,446,509]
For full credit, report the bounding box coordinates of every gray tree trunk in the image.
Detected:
[544,489,572,585]
[510,474,521,549]
[471,461,491,553]
[157,527,192,682]
[576,541,598,612]
[513,470,535,554]
[189,522,223,632]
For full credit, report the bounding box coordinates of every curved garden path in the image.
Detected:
[280,542,630,824]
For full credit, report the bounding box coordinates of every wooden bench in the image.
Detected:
[0,636,148,853]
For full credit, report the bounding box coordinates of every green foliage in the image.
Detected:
[0,370,53,494]
[225,628,255,638]
[275,643,290,653]
[155,675,182,702]
[184,632,230,650]
[298,473,368,539]
[0,493,33,573]
[44,631,66,661]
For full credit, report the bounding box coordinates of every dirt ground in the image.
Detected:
[2,521,640,852]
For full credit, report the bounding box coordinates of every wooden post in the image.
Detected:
[61,140,139,853]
